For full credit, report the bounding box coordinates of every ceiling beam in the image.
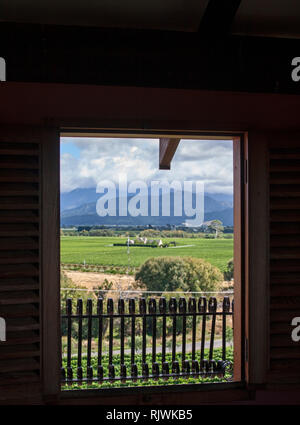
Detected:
[198,0,242,36]
[159,138,180,170]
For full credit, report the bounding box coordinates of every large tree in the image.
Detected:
[208,219,224,238]
[135,256,223,293]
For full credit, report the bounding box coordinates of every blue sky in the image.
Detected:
[60,142,81,159]
[60,137,233,194]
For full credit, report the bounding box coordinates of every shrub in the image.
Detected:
[135,256,223,293]
[224,258,234,281]
[223,233,233,239]
[139,229,161,238]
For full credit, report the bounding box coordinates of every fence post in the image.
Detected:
[76,299,83,382]
[66,298,73,383]
[199,296,208,374]
[149,298,159,379]
[159,297,169,378]
[188,297,199,375]
[139,298,149,379]
[222,297,231,360]
[118,298,127,381]
[107,298,115,380]
[208,297,217,375]
[179,297,190,374]
[169,298,179,377]
[97,298,104,381]
[86,299,93,380]
[129,298,138,380]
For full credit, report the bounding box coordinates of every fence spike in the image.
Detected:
[198,296,207,313]
[148,298,157,314]
[188,297,196,313]
[208,297,217,313]
[129,298,135,314]
[107,298,114,314]
[97,297,103,314]
[223,297,231,312]
[169,297,177,313]
[139,298,146,314]
[118,298,125,314]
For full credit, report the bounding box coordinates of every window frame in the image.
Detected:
[42,128,248,403]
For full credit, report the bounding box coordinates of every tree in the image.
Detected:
[208,219,224,238]
[135,256,223,293]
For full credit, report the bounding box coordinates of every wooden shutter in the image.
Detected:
[0,127,42,399]
[269,137,300,383]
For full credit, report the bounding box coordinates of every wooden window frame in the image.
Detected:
[42,128,249,404]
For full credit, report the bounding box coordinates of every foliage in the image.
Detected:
[223,233,233,239]
[207,220,224,238]
[62,347,234,390]
[135,256,223,293]
[224,258,234,281]
[139,229,162,238]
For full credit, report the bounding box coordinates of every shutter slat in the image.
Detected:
[0,134,41,389]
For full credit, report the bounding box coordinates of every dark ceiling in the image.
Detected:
[1,0,300,38]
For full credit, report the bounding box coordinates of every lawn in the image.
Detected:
[61,236,233,272]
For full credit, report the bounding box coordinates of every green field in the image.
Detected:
[61,236,233,272]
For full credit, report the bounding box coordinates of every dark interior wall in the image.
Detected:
[0,83,300,404]
[1,16,300,400]
[1,23,300,94]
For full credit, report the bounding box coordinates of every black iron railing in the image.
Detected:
[61,295,234,386]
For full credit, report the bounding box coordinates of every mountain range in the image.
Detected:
[60,187,233,227]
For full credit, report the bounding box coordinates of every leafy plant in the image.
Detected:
[135,256,223,293]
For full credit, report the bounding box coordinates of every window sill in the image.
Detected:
[58,381,249,405]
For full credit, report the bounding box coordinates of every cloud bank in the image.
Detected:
[60,137,233,194]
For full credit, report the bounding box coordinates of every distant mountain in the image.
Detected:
[61,188,233,227]
[204,208,233,226]
[61,188,100,211]
[207,193,233,209]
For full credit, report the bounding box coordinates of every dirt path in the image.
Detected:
[64,270,135,290]
[64,270,233,293]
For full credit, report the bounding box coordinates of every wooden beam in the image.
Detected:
[159,138,180,170]
[198,0,242,36]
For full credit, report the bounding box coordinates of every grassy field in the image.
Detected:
[61,236,233,272]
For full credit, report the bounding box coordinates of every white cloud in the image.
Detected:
[60,137,233,194]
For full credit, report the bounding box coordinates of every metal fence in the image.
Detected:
[61,295,234,386]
